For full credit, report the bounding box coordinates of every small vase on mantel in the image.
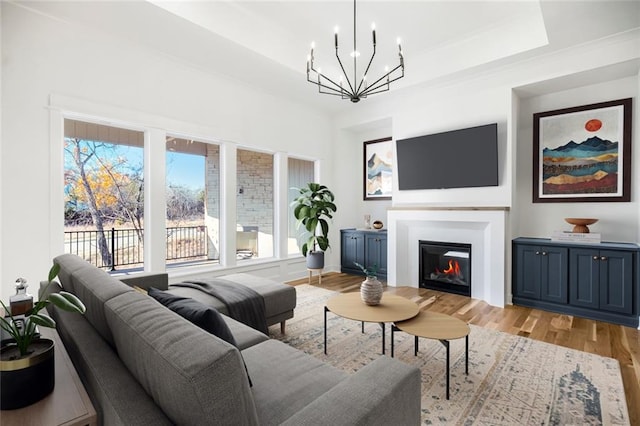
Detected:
[361,276,383,306]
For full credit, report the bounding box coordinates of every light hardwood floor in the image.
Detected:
[288,272,640,424]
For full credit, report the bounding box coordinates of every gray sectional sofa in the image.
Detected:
[44,254,421,425]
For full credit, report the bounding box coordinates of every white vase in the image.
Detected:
[360,276,383,306]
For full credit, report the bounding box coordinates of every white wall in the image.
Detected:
[0,3,333,302]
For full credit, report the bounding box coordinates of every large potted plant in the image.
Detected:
[292,182,337,269]
[0,263,86,409]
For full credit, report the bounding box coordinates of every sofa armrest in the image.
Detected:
[280,356,421,426]
[118,273,168,291]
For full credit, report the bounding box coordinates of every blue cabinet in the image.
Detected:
[341,229,387,279]
[513,238,639,327]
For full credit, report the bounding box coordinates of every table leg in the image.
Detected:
[324,306,328,355]
[440,340,450,400]
[391,325,396,358]
[414,335,419,356]
[380,322,386,355]
[361,321,364,334]
[465,335,469,375]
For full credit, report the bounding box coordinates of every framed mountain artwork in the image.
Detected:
[363,137,393,200]
[533,98,632,203]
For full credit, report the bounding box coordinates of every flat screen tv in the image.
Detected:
[396,123,498,190]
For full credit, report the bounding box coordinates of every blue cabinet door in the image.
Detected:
[540,247,568,304]
[515,244,542,299]
[570,248,600,309]
[365,233,387,277]
[599,250,633,315]
[340,230,365,273]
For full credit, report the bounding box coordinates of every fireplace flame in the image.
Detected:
[437,259,462,277]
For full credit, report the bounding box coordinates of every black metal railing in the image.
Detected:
[64,226,208,270]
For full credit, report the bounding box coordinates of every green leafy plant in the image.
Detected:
[0,263,86,357]
[291,183,337,256]
[354,262,378,278]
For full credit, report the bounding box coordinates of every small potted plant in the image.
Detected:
[0,262,86,409]
[291,183,337,270]
[355,262,383,305]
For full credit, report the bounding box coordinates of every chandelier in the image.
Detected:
[306,0,404,103]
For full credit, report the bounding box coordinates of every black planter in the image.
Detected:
[0,338,55,410]
[306,251,325,269]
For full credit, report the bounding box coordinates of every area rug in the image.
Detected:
[270,285,630,426]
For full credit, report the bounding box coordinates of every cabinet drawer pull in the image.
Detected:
[600,256,607,261]
[535,251,540,255]
[541,252,547,256]
[593,256,599,260]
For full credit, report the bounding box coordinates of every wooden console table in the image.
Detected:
[1,327,97,426]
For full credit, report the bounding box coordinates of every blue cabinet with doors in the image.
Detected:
[513,238,639,327]
[341,229,387,279]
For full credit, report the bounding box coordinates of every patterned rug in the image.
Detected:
[270,285,630,426]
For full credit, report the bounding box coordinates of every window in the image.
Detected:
[166,137,218,268]
[287,158,315,255]
[236,149,274,260]
[64,119,144,270]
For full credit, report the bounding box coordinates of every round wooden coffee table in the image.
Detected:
[391,311,470,400]
[324,292,419,355]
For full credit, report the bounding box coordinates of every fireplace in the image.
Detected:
[419,240,471,296]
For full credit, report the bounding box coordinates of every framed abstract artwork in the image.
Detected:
[363,137,393,200]
[533,98,632,203]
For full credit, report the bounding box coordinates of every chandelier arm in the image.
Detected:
[361,86,390,96]
[360,70,398,96]
[319,73,350,96]
[309,70,352,97]
[361,73,404,97]
[355,46,376,95]
[334,50,356,95]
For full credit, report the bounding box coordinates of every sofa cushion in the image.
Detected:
[59,258,134,346]
[147,287,254,387]
[221,314,269,350]
[54,253,96,294]
[241,339,347,425]
[104,291,259,425]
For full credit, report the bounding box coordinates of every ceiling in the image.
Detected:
[13,1,640,114]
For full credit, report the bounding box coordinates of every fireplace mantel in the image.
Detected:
[387,208,508,307]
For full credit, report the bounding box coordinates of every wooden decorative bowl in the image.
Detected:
[565,218,598,233]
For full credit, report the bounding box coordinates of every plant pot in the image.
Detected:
[306,251,325,269]
[361,276,383,306]
[1,338,55,410]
